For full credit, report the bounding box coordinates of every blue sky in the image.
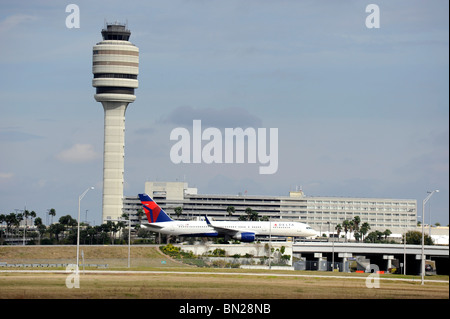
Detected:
[0,0,448,226]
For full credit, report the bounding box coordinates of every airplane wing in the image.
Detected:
[204,215,240,236]
[204,215,257,242]
[140,222,164,229]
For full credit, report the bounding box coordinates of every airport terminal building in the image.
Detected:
[123,181,418,236]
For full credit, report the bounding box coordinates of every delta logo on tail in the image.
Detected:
[138,193,173,223]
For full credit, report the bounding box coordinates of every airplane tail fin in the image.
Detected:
[204,215,212,225]
[138,193,173,223]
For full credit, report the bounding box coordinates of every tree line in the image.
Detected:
[1,208,434,246]
[171,205,270,221]
[0,210,146,245]
[224,208,434,245]
[334,216,369,242]
[333,216,433,245]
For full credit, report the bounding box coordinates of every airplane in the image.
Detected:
[138,193,318,242]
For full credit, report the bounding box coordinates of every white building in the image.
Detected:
[123,181,419,237]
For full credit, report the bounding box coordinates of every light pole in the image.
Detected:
[125,216,131,268]
[331,225,335,271]
[269,219,272,269]
[77,187,94,274]
[326,221,335,271]
[326,221,331,242]
[421,190,438,285]
[403,231,406,275]
[403,217,409,275]
[109,216,131,268]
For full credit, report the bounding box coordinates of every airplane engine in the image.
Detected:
[233,232,255,242]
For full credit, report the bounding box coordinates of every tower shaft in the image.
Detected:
[102,102,127,220]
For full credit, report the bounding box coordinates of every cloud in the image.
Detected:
[162,106,262,128]
[0,172,15,192]
[134,127,157,135]
[56,144,100,163]
[0,14,37,34]
[0,130,43,142]
[0,172,14,180]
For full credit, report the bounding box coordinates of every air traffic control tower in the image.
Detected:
[92,23,139,221]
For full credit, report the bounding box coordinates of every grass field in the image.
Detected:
[0,245,187,268]
[1,245,448,299]
[1,270,448,299]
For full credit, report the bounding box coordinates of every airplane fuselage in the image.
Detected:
[143,220,317,240]
[138,193,317,242]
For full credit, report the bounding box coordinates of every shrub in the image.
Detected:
[160,244,181,257]
[211,248,226,257]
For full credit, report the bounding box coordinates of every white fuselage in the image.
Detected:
[144,220,317,238]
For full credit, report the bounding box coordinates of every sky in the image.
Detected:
[0,0,448,226]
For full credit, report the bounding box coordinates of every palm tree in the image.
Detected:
[353,216,361,232]
[335,224,342,242]
[34,217,46,244]
[87,226,96,245]
[120,212,131,242]
[342,220,350,242]
[0,214,5,244]
[136,208,145,224]
[117,221,126,242]
[4,213,18,238]
[3,214,11,238]
[98,224,110,244]
[360,222,371,241]
[30,211,36,227]
[174,207,183,219]
[15,213,23,237]
[349,220,355,241]
[48,208,56,225]
[23,210,30,225]
[245,207,259,221]
[226,206,235,220]
[59,215,77,240]
[110,222,119,244]
[354,231,361,242]
[49,223,64,242]
[22,210,32,245]
[22,210,36,245]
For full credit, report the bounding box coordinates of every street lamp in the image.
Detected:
[421,190,438,285]
[76,187,94,274]
[108,216,131,268]
[269,218,272,269]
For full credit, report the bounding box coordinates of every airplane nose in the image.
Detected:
[310,229,319,237]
